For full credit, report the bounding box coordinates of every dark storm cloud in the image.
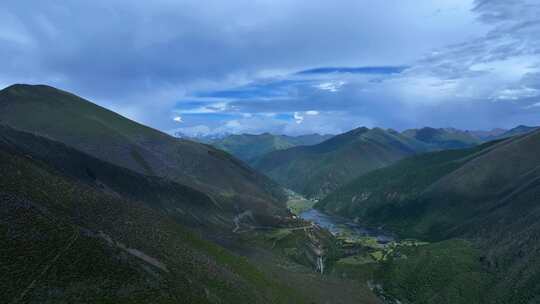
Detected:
[1,0,538,135]
[2,1,440,96]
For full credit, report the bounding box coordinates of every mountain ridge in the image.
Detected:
[0,124,304,303]
[0,84,287,218]
[198,132,332,162]
[252,126,430,198]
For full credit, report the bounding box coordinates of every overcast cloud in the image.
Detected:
[1,0,539,135]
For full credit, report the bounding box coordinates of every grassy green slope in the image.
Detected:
[0,84,286,217]
[319,130,540,303]
[0,125,230,229]
[376,239,492,304]
[317,140,501,237]
[417,130,540,239]
[253,127,429,198]
[420,130,540,303]
[0,126,304,304]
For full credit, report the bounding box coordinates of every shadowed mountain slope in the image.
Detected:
[0,84,286,217]
[0,125,303,303]
[318,130,540,303]
[484,125,539,141]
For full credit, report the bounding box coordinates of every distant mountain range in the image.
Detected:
[189,126,538,163]
[402,127,481,149]
[487,125,539,140]
[467,128,507,140]
[243,125,538,199]
[178,132,332,162]
[400,125,538,148]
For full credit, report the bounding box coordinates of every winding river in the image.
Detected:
[299,209,395,244]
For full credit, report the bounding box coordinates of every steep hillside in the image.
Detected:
[318,130,540,303]
[316,140,500,234]
[402,127,481,150]
[0,126,303,303]
[0,125,244,230]
[207,133,332,163]
[0,84,286,217]
[484,125,539,141]
[319,130,540,240]
[252,127,429,198]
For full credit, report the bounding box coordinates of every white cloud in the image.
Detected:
[3,0,539,134]
[282,111,375,135]
[293,112,304,124]
[173,111,374,136]
[178,101,229,114]
[392,73,463,104]
[293,110,319,124]
[314,81,346,92]
[524,102,540,109]
[403,1,540,109]
[224,120,241,128]
[469,56,540,83]
[493,86,540,101]
[173,116,183,123]
[171,124,212,137]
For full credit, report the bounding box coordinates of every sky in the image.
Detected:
[1,0,540,136]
